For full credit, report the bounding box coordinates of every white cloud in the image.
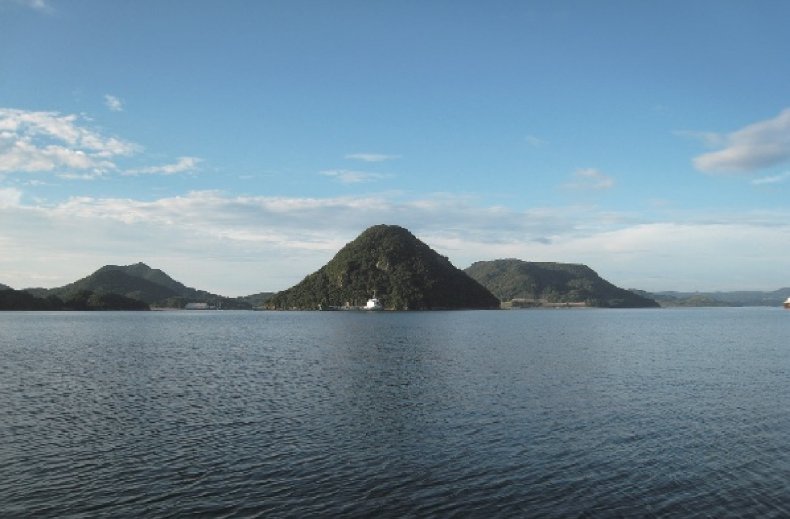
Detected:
[693,108,790,172]
[124,156,203,176]
[674,130,725,148]
[320,169,391,184]
[0,187,22,207]
[0,108,138,175]
[563,168,615,190]
[58,172,105,181]
[752,171,790,185]
[345,153,401,162]
[2,190,789,294]
[525,135,548,147]
[104,94,124,112]
[6,0,53,13]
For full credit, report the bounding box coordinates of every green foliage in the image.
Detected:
[62,290,150,310]
[267,225,500,310]
[27,262,252,309]
[52,268,176,303]
[465,259,659,308]
[0,288,149,310]
[0,289,61,310]
[237,292,276,308]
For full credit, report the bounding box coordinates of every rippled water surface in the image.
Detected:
[2,308,790,517]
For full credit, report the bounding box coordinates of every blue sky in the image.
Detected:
[2,0,789,295]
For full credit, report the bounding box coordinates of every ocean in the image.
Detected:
[1,308,789,517]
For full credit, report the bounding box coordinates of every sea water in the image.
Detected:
[1,308,789,517]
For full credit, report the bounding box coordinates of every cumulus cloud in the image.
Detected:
[0,108,138,175]
[124,156,202,176]
[0,107,204,180]
[693,108,790,172]
[104,94,124,112]
[563,168,615,190]
[320,169,391,184]
[345,153,401,162]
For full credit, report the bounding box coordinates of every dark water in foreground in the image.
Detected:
[1,308,789,518]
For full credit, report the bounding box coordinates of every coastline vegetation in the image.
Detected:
[2,226,787,312]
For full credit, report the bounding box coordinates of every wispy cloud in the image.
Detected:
[124,156,202,176]
[320,169,391,184]
[525,134,548,147]
[57,172,105,181]
[345,153,401,162]
[674,130,725,148]
[692,108,790,172]
[0,107,205,180]
[6,0,53,13]
[0,108,138,175]
[104,94,124,112]
[752,171,790,186]
[563,168,615,190]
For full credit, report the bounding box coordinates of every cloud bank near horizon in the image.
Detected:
[1,189,788,296]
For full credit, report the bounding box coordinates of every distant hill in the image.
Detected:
[0,283,10,291]
[238,291,276,308]
[465,259,659,308]
[26,263,252,309]
[266,224,500,310]
[644,288,790,307]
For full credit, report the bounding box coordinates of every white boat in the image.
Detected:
[784,297,790,309]
[365,295,383,311]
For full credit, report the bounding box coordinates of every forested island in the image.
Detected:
[465,259,659,308]
[266,224,500,310]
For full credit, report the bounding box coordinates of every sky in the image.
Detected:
[1,0,789,296]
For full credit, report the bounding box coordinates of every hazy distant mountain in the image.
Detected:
[238,291,276,308]
[0,283,10,291]
[27,262,251,309]
[644,288,790,307]
[267,224,500,310]
[465,259,659,308]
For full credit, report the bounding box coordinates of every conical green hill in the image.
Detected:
[267,224,500,310]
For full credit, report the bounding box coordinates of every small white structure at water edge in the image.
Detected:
[364,296,383,310]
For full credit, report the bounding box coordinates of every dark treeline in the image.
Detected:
[0,289,149,311]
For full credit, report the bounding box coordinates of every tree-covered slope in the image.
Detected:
[0,288,149,310]
[31,267,179,304]
[238,291,276,308]
[465,259,659,308]
[25,263,251,309]
[267,225,500,310]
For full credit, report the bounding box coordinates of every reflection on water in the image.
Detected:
[1,309,789,517]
